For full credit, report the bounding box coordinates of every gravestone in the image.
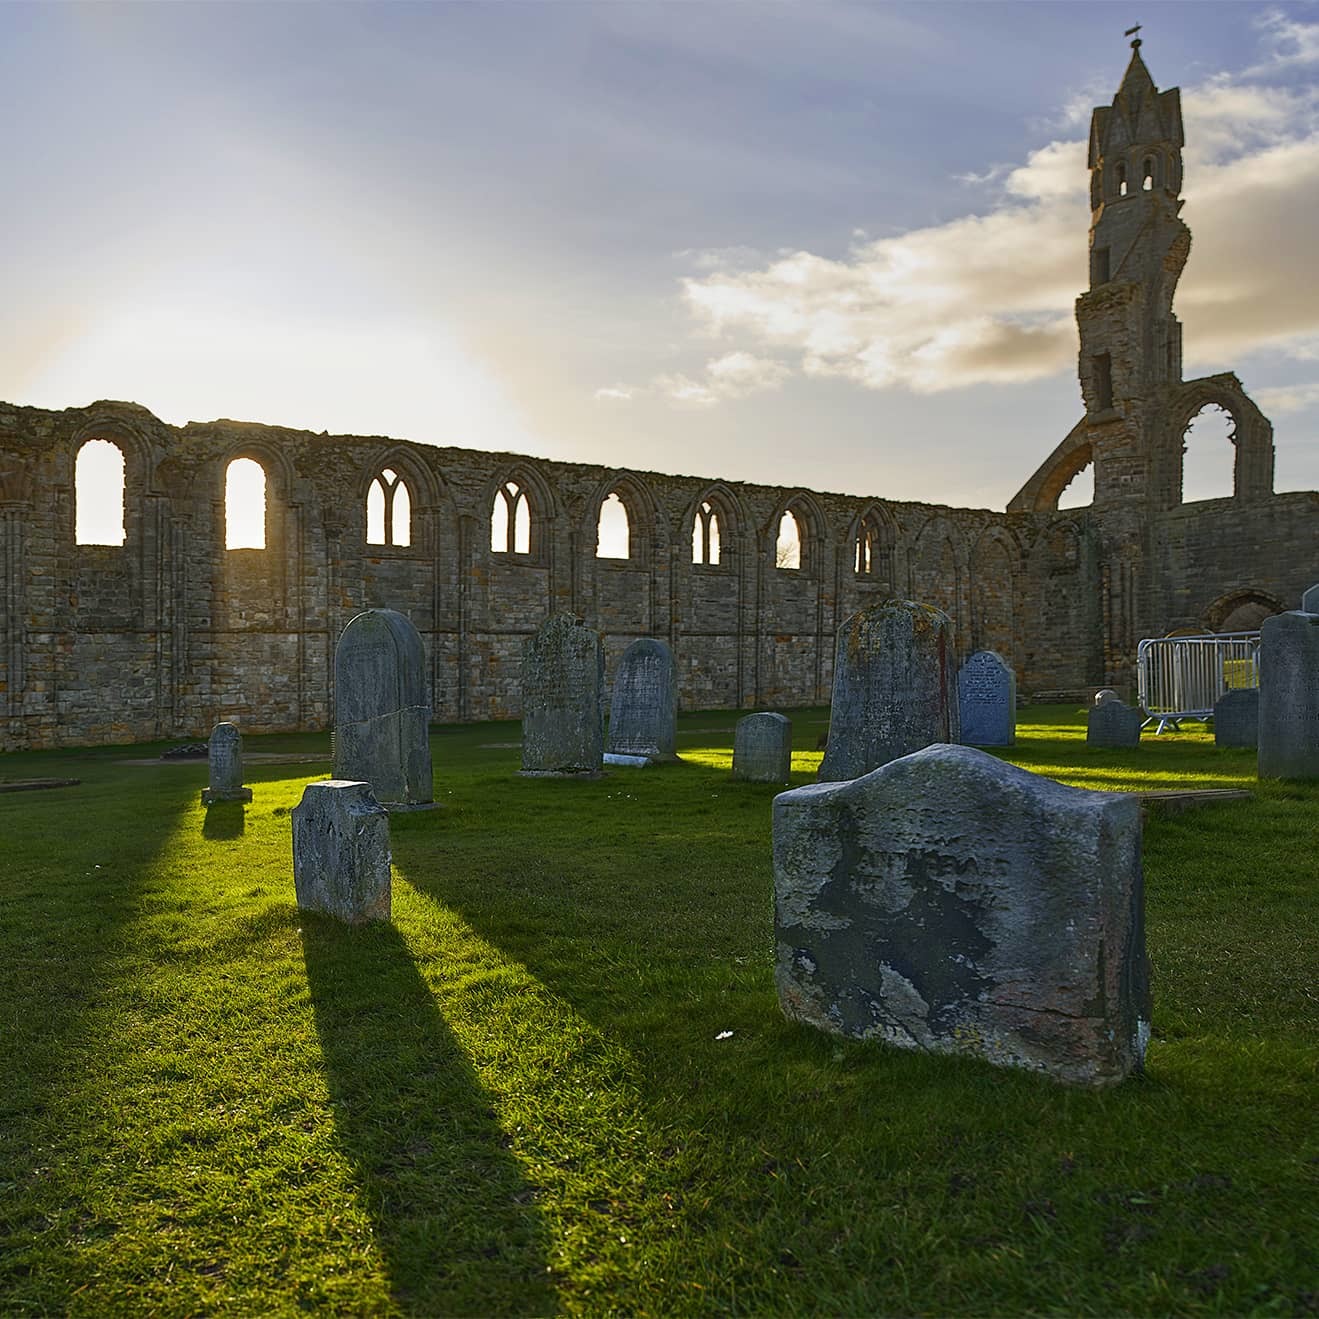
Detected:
[733,712,792,783]
[606,638,677,761]
[521,614,604,775]
[774,743,1149,1088]
[201,721,252,804]
[333,609,433,806]
[818,601,958,782]
[1258,611,1319,779]
[957,650,1016,747]
[1213,687,1259,749]
[1093,688,1120,706]
[1087,698,1142,748]
[1301,582,1319,614]
[291,780,391,924]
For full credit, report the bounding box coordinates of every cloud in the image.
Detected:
[597,351,790,410]
[678,21,1319,395]
[1253,380,1319,413]
[593,384,635,402]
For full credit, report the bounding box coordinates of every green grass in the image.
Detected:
[1,706,1315,1316]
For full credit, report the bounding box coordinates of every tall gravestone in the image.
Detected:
[1213,688,1259,749]
[774,743,1150,1088]
[957,650,1016,747]
[521,614,604,775]
[201,721,252,804]
[1258,611,1319,780]
[292,780,391,924]
[1087,698,1142,748]
[333,609,433,807]
[818,601,958,782]
[606,638,677,761]
[1301,582,1319,614]
[733,712,792,783]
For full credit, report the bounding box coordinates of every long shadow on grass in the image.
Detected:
[300,914,556,1316]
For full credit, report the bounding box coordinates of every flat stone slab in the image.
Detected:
[292,780,392,924]
[603,752,651,768]
[0,778,80,793]
[1134,788,1253,816]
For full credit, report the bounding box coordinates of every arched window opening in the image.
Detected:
[1183,405,1236,502]
[225,458,266,550]
[75,439,125,546]
[366,468,411,548]
[775,510,802,571]
[1116,162,1128,197]
[1057,461,1094,510]
[492,480,531,554]
[596,491,629,560]
[692,500,721,565]
[1142,157,1154,190]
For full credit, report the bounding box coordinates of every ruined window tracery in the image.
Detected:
[854,512,892,580]
[225,457,267,550]
[1182,404,1236,503]
[74,438,125,546]
[775,509,802,571]
[367,468,412,548]
[1057,461,1094,509]
[596,491,630,559]
[692,500,721,565]
[491,480,531,555]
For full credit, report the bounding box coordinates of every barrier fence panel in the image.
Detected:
[1136,633,1261,732]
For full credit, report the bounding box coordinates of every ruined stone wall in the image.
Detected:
[0,399,1087,751]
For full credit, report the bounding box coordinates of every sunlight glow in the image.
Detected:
[1057,462,1094,509]
[775,510,801,570]
[225,458,266,549]
[75,439,125,546]
[597,492,629,559]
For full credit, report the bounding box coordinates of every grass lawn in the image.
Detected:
[1,706,1315,1316]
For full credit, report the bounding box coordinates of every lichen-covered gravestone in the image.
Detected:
[521,613,604,775]
[733,712,792,783]
[1258,611,1319,780]
[1086,697,1142,747]
[818,601,958,782]
[333,609,433,807]
[292,780,391,924]
[1301,582,1319,614]
[1214,687,1259,749]
[201,721,252,804]
[606,638,677,761]
[774,743,1150,1087]
[957,650,1016,747]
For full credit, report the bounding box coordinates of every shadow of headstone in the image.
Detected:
[202,802,246,839]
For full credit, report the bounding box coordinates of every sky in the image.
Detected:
[3,0,1318,513]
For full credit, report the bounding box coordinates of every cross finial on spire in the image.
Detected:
[1125,23,1142,49]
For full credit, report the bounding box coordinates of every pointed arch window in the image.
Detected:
[596,491,630,560]
[491,480,531,555]
[854,511,893,581]
[225,458,267,550]
[367,468,411,547]
[1116,162,1128,197]
[775,509,802,571]
[692,500,721,565]
[75,438,126,546]
[1142,157,1154,190]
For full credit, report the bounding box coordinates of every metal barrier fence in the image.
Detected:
[1136,632,1261,732]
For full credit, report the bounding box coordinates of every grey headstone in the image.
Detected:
[333,609,433,806]
[201,721,252,804]
[1087,698,1142,747]
[957,650,1016,747]
[1213,687,1259,749]
[818,601,959,782]
[520,614,604,775]
[733,712,792,783]
[774,743,1149,1088]
[1093,688,1120,706]
[291,780,391,924]
[607,638,677,761]
[1301,582,1319,614]
[1258,611,1319,780]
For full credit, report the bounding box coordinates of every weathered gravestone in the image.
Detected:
[957,650,1016,747]
[774,743,1150,1087]
[606,638,677,761]
[1087,698,1142,748]
[1093,688,1120,706]
[201,721,252,804]
[1258,610,1319,780]
[1214,687,1259,749]
[333,609,433,806]
[733,712,792,783]
[521,614,604,775]
[291,780,391,924]
[1301,582,1319,614]
[818,601,958,782]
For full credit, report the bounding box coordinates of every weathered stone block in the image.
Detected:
[733,712,792,783]
[957,650,1016,747]
[333,609,433,806]
[291,780,391,924]
[1087,698,1142,747]
[201,720,252,804]
[607,638,677,761]
[1258,610,1319,780]
[1301,582,1319,614]
[521,613,604,775]
[774,743,1149,1087]
[1213,687,1259,749]
[819,601,958,782]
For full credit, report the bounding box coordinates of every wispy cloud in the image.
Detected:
[595,350,791,410]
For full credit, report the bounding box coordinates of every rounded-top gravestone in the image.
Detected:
[1093,688,1120,706]
[818,600,959,783]
[333,609,433,807]
[733,712,792,783]
[1087,697,1142,748]
[521,613,604,775]
[957,650,1016,747]
[201,721,252,805]
[606,638,677,761]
